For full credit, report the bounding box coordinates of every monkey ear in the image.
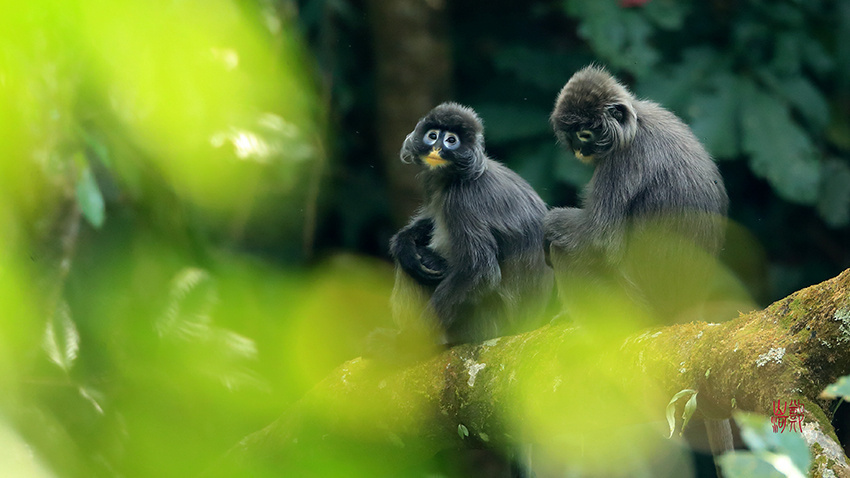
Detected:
[607,104,628,124]
[400,132,416,164]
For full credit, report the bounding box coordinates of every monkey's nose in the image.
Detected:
[577,130,595,143]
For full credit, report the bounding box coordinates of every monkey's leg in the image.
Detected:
[378,268,443,358]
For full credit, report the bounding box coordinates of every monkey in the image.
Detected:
[545,65,728,323]
[544,65,733,472]
[386,102,551,478]
[388,102,554,346]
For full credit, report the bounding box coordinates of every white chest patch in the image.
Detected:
[429,212,451,258]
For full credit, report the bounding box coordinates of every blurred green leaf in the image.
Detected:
[77,385,105,415]
[0,420,57,478]
[75,162,106,229]
[740,79,821,205]
[564,0,658,77]
[729,412,810,478]
[681,391,698,431]
[688,73,740,159]
[458,423,469,439]
[719,453,786,478]
[43,300,79,373]
[643,0,688,30]
[801,39,834,76]
[770,34,803,75]
[81,129,111,167]
[816,159,850,227]
[665,389,696,438]
[636,47,722,112]
[777,76,830,131]
[822,373,850,400]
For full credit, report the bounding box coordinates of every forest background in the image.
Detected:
[1,0,849,477]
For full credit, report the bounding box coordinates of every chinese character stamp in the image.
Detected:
[771,399,805,433]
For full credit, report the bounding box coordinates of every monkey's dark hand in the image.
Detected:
[390,217,448,287]
[415,245,448,282]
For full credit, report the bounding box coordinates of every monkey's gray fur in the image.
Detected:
[546,64,734,472]
[390,102,553,344]
[545,65,728,323]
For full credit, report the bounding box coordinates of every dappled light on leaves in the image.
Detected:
[0,0,335,476]
[286,255,397,387]
[507,318,674,474]
[76,0,320,216]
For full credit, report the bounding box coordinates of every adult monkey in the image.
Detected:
[385,101,551,478]
[389,102,553,346]
[545,65,732,469]
[545,65,728,323]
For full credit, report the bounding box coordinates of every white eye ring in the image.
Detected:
[424,129,440,146]
[443,132,460,150]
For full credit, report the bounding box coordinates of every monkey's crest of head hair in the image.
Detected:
[424,102,484,141]
[401,102,487,178]
[551,65,639,157]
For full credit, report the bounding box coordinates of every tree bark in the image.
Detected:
[219,269,850,477]
[366,0,452,225]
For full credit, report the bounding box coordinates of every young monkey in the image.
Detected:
[390,102,553,345]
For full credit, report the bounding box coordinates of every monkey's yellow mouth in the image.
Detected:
[424,149,449,167]
[573,150,594,164]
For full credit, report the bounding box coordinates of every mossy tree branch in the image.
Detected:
[218,269,850,477]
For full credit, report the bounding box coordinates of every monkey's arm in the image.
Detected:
[545,198,630,264]
[390,217,448,287]
[543,207,586,252]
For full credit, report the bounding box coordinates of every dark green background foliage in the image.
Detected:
[305,0,850,304]
[2,0,850,477]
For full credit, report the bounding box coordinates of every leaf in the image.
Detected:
[564,0,658,77]
[777,75,830,131]
[43,301,80,373]
[770,34,803,76]
[816,159,850,227]
[78,386,105,415]
[801,40,834,76]
[75,159,106,229]
[635,47,721,112]
[81,129,112,167]
[731,411,811,477]
[642,0,688,30]
[822,374,850,400]
[157,267,218,340]
[666,389,696,438]
[718,453,786,478]
[740,78,821,205]
[688,73,741,159]
[681,391,698,432]
[457,424,469,439]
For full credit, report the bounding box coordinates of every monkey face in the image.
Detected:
[400,102,486,176]
[557,104,628,163]
[550,66,638,163]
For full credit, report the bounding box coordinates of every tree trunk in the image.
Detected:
[366,0,452,225]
